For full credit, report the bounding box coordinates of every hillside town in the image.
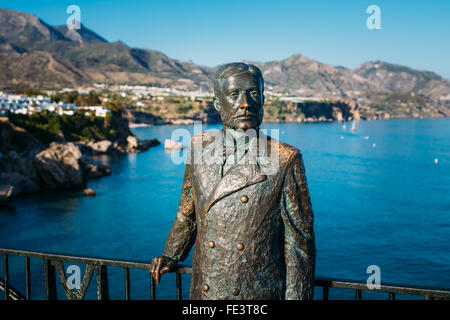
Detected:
[0,91,111,117]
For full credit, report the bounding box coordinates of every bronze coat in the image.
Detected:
[162,129,316,300]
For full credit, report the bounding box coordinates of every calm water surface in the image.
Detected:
[1,118,449,299]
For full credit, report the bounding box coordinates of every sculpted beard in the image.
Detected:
[221,110,263,131]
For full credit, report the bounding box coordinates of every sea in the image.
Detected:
[1,118,449,300]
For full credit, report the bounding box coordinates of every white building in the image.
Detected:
[77,106,111,117]
[0,92,111,117]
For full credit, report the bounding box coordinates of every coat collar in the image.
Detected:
[196,128,269,213]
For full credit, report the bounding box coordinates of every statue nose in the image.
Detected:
[240,93,249,109]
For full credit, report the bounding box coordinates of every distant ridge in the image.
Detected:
[354,61,450,101]
[53,24,108,44]
[0,7,449,113]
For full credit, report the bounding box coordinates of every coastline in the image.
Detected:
[129,114,449,128]
[0,116,161,205]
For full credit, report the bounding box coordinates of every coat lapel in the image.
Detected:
[194,128,272,213]
[205,146,267,213]
[195,132,223,195]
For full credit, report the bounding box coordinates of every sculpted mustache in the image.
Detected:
[235,112,258,118]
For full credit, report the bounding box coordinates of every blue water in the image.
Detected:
[1,118,449,300]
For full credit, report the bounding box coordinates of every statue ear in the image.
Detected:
[213,97,221,112]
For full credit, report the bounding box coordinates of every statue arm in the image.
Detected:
[280,150,316,300]
[161,162,197,262]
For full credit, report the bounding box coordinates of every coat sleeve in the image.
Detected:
[161,158,197,263]
[280,150,316,300]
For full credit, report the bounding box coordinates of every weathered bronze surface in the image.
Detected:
[150,62,316,300]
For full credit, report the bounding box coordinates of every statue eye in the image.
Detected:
[230,92,239,99]
[251,90,260,97]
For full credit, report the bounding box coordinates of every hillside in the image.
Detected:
[0,8,213,91]
[0,8,449,117]
[354,61,450,101]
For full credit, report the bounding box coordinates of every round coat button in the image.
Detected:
[232,288,240,296]
[236,243,244,251]
[208,241,215,248]
[241,195,248,203]
[202,284,209,292]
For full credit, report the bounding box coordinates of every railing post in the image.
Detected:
[322,285,329,300]
[176,272,182,300]
[97,265,109,300]
[355,289,362,300]
[43,259,57,300]
[150,273,156,300]
[3,254,9,300]
[25,257,31,300]
[124,268,130,300]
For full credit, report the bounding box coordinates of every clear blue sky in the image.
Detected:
[3,0,450,78]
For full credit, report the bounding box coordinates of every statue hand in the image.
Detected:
[149,256,177,284]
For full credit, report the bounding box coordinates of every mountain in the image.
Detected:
[354,61,450,101]
[256,54,389,99]
[0,8,213,91]
[0,9,67,51]
[0,50,86,87]
[0,7,449,113]
[56,40,213,90]
[53,24,108,44]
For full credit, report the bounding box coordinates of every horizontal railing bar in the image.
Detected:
[0,247,195,274]
[1,248,449,299]
[313,278,450,298]
[0,248,152,270]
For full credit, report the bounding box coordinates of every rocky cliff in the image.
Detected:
[0,116,159,204]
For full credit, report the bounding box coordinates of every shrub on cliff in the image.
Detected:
[8,111,131,145]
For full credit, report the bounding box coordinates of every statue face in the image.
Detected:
[214,72,264,130]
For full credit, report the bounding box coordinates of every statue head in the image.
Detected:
[213,62,264,131]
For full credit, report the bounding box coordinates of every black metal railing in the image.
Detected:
[1,248,450,300]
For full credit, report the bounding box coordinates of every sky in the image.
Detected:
[2,0,450,78]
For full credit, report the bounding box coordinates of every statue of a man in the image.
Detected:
[150,62,316,300]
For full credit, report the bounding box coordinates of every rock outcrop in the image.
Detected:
[0,149,40,195]
[81,156,111,179]
[296,99,360,122]
[164,139,184,150]
[0,141,113,201]
[34,142,86,189]
[112,135,160,153]
[83,188,96,197]
[0,116,159,203]
[87,140,113,154]
[0,117,42,153]
[76,136,160,154]
[0,184,14,203]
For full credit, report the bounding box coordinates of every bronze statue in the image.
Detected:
[150,62,316,300]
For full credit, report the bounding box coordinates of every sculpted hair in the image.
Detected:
[213,62,264,98]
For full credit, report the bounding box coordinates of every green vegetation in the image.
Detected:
[121,95,308,123]
[50,91,102,106]
[369,92,430,114]
[8,111,123,144]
